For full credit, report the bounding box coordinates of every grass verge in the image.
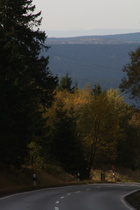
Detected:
[0,166,75,197]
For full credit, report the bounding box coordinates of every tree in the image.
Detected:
[120,48,140,102]
[92,83,102,96]
[0,0,57,167]
[117,108,140,169]
[77,90,124,177]
[43,91,87,176]
[58,73,75,93]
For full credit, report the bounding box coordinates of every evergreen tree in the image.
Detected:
[0,0,57,167]
[92,83,102,96]
[58,73,75,93]
[48,101,86,175]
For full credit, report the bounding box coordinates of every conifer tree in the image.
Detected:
[92,84,102,96]
[58,73,75,93]
[0,0,57,167]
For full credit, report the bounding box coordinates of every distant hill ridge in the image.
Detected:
[47,32,140,44]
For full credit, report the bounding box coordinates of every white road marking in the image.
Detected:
[60,196,64,199]
[56,201,60,204]
[86,188,91,191]
[54,207,59,210]
[67,193,71,195]
[75,191,80,193]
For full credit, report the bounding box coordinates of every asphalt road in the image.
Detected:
[0,183,139,210]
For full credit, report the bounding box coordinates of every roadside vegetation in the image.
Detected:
[0,167,140,197]
[0,166,74,197]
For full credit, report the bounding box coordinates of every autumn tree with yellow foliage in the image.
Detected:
[77,88,126,176]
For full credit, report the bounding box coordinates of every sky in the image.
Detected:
[33,0,140,37]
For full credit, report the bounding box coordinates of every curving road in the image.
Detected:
[0,183,139,210]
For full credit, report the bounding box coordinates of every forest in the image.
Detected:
[38,80,140,179]
[47,44,139,91]
[0,0,140,180]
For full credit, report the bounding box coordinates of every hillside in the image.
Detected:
[45,44,139,90]
[47,32,140,44]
